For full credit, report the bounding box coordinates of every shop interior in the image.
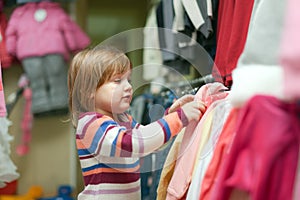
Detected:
[1,0,300,199]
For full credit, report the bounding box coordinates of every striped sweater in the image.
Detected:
[76,110,188,200]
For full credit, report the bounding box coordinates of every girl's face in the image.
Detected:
[94,70,132,118]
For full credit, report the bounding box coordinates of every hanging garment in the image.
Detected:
[168,105,215,200]
[0,12,13,68]
[0,0,3,12]
[211,95,300,200]
[294,143,300,200]
[165,82,228,200]
[279,0,300,100]
[5,1,90,115]
[5,1,90,61]
[198,108,240,200]
[172,0,218,61]
[156,0,192,75]
[157,129,184,200]
[21,54,68,114]
[211,0,254,87]
[143,2,164,81]
[279,0,300,198]
[228,0,287,107]
[156,0,177,62]
[186,98,232,200]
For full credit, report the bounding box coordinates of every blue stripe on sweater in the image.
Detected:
[158,118,171,141]
[110,127,126,157]
[82,159,140,172]
[78,120,117,156]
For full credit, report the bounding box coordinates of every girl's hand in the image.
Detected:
[168,94,195,114]
[181,100,206,122]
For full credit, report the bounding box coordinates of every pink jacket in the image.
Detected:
[5,1,90,61]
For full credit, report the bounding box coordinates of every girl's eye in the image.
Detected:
[114,79,121,83]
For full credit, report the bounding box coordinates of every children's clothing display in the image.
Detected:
[5,1,90,115]
[186,98,232,200]
[164,82,228,200]
[152,0,300,199]
[198,108,240,200]
[212,95,300,200]
[148,0,216,78]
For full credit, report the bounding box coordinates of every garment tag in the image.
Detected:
[34,9,47,22]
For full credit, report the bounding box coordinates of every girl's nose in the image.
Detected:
[124,80,132,91]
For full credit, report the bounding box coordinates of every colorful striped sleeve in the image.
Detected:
[76,110,187,158]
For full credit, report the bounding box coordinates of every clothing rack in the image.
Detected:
[162,74,215,98]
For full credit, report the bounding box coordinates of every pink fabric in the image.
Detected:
[280,0,300,195]
[199,108,240,200]
[166,82,228,200]
[280,0,300,99]
[16,75,32,156]
[0,64,6,117]
[0,13,13,68]
[211,95,300,200]
[5,1,90,61]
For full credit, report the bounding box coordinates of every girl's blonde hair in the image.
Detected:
[68,45,131,127]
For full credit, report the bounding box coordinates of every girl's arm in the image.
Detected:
[76,110,188,158]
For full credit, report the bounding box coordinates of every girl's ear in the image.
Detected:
[90,92,95,100]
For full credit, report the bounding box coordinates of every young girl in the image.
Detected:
[68,45,206,200]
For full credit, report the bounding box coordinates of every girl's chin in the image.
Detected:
[111,105,130,114]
